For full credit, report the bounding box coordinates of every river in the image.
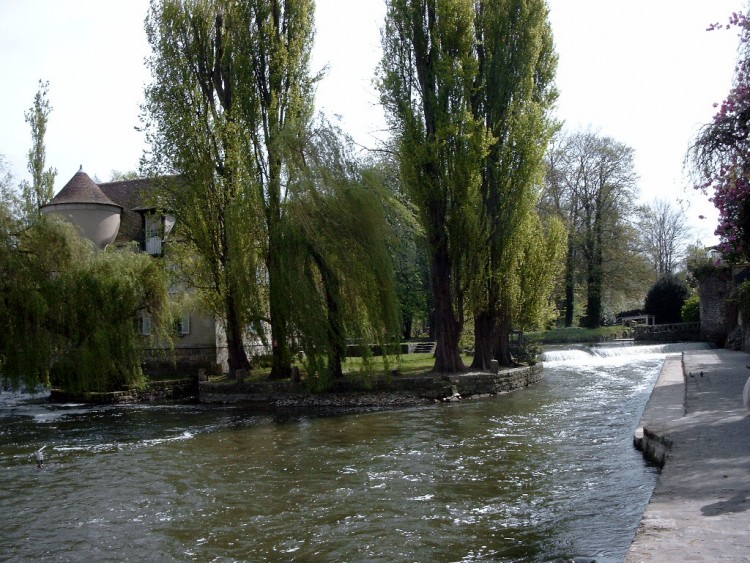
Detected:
[0,343,709,562]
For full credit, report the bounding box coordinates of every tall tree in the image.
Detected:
[543,130,641,327]
[237,0,315,379]
[469,0,558,368]
[142,0,315,377]
[21,80,56,220]
[639,199,692,275]
[542,133,581,326]
[284,121,400,388]
[379,0,485,373]
[144,0,257,375]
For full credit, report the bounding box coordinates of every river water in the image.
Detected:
[0,343,709,562]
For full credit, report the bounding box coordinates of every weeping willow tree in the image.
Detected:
[0,216,171,393]
[469,0,558,368]
[380,0,486,373]
[283,122,400,390]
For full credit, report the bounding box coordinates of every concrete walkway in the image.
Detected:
[627,348,750,561]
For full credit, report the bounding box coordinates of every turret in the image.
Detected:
[40,166,122,249]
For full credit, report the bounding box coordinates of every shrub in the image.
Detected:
[681,294,700,322]
[644,274,690,324]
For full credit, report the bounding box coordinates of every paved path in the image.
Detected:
[627,348,750,562]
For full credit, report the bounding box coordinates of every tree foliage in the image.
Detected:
[143,0,315,376]
[542,130,646,327]
[283,122,400,388]
[363,155,430,340]
[689,11,750,261]
[0,216,170,393]
[21,80,56,221]
[379,0,485,373]
[469,0,559,368]
[681,293,700,322]
[638,198,692,275]
[644,273,690,324]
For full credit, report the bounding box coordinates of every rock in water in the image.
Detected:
[743,376,750,411]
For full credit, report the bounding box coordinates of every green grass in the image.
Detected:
[342,352,473,377]
[525,325,633,344]
[197,352,475,385]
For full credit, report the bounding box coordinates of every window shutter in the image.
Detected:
[180,315,191,335]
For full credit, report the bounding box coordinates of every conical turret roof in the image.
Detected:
[45,166,122,209]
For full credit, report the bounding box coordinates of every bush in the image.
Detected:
[644,274,690,324]
[681,294,700,322]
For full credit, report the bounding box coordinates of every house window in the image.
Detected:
[175,315,191,336]
[139,314,152,336]
[145,214,163,255]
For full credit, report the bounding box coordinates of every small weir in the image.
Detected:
[1,342,711,562]
[542,341,713,362]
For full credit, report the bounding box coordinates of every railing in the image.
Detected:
[633,322,701,341]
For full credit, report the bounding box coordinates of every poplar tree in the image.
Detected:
[144,0,257,375]
[380,0,485,373]
[237,0,315,379]
[21,80,56,220]
[469,0,559,367]
[142,0,314,377]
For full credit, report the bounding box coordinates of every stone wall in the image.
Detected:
[698,267,735,345]
[142,347,223,377]
[199,364,543,408]
[50,378,197,404]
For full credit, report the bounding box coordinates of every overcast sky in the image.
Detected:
[0,0,745,244]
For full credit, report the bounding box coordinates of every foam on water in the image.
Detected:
[541,341,714,363]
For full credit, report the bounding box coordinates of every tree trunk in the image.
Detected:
[402,314,413,341]
[268,240,291,380]
[471,310,495,370]
[583,235,603,329]
[494,312,514,367]
[431,244,465,373]
[564,238,576,327]
[225,286,251,375]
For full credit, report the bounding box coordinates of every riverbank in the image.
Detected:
[199,363,543,408]
[628,348,750,561]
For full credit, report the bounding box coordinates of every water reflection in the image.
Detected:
[0,345,693,562]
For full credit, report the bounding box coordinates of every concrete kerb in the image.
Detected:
[627,348,750,562]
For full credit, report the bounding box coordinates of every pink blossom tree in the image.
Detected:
[690,12,750,261]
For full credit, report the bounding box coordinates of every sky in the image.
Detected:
[0,0,746,244]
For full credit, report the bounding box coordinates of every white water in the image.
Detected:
[542,341,714,363]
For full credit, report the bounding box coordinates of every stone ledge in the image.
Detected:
[198,363,543,408]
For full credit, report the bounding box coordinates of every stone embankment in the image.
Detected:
[50,378,197,404]
[628,348,750,561]
[199,363,543,408]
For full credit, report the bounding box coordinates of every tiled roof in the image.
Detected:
[98,178,153,245]
[98,175,182,246]
[46,168,122,209]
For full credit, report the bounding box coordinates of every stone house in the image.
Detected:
[40,168,233,375]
